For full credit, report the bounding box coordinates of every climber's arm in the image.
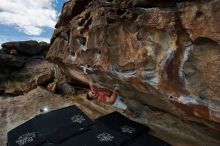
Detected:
[106,88,117,104]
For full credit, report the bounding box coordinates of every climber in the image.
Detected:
[87,83,132,115]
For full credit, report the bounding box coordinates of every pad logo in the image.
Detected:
[121,126,135,134]
[16,132,36,146]
[97,132,114,142]
[71,114,85,124]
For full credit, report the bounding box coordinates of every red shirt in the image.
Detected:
[91,85,112,103]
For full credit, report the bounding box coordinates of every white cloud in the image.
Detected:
[0,0,58,36]
[29,36,50,43]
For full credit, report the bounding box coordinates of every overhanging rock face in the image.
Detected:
[47,0,220,144]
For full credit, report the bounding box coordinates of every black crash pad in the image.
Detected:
[8,106,94,146]
[96,112,148,139]
[7,119,44,146]
[60,125,127,146]
[33,105,94,143]
[8,106,171,146]
[40,143,58,146]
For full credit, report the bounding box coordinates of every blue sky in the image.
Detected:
[0,0,68,46]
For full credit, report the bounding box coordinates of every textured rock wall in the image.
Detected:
[47,0,220,145]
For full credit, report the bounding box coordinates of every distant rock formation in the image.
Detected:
[0,41,54,96]
[47,0,220,145]
[0,40,77,97]
[1,41,48,55]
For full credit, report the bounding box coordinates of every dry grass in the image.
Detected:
[0,80,23,90]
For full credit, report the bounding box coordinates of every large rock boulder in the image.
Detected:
[0,54,25,82]
[0,40,55,95]
[56,80,76,95]
[22,71,55,93]
[0,54,25,69]
[3,88,23,97]
[47,0,220,145]
[2,40,43,55]
[9,58,53,81]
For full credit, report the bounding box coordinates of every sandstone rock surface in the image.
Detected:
[177,0,220,42]
[47,0,220,145]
